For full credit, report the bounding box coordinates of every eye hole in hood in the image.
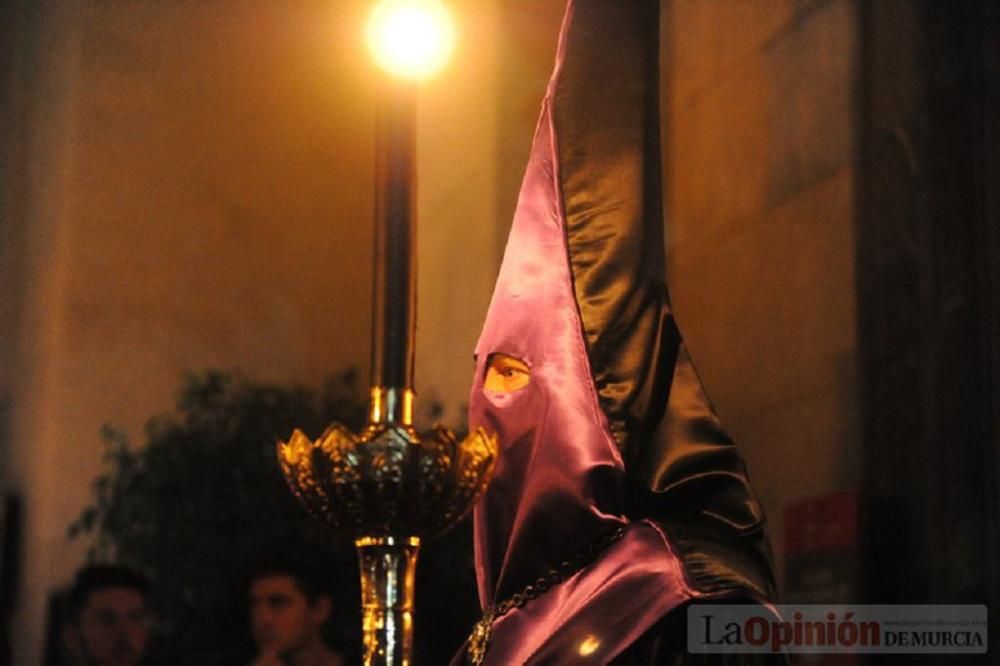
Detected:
[484,353,531,393]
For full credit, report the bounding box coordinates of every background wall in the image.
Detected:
[0,3,379,662]
[414,1,503,429]
[0,1,512,662]
[663,0,860,587]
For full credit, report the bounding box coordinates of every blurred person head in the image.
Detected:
[63,565,151,666]
[248,560,341,666]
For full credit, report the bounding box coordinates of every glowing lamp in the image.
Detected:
[366,0,456,80]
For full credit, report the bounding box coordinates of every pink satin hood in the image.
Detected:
[456,0,776,662]
[462,12,696,666]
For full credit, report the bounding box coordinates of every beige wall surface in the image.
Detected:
[414,0,504,429]
[0,0,526,659]
[1,1,379,662]
[664,0,860,588]
[1,0,524,660]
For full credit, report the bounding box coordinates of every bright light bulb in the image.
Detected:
[366,0,456,81]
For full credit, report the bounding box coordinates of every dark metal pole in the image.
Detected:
[370,78,417,425]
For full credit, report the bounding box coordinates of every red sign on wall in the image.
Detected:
[784,491,860,666]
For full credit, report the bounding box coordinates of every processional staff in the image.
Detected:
[277,3,496,664]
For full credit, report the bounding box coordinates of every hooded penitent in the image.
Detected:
[456,1,777,664]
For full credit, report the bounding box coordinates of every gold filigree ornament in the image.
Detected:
[277,423,497,539]
[278,394,497,665]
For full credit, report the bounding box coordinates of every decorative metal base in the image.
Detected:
[278,422,495,538]
[357,536,419,666]
[278,412,496,665]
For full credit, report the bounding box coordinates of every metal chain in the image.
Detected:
[467,525,627,665]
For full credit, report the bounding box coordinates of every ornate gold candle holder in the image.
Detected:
[278,387,496,665]
[279,10,486,661]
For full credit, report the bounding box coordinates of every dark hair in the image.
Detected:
[247,557,336,605]
[66,565,150,622]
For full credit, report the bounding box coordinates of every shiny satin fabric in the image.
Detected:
[552,0,775,602]
[469,96,630,611]
[458,0,777,663]
[457,522,694,664]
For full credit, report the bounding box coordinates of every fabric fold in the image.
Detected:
[458,1,778,663]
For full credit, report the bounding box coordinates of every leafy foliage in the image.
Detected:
[70,369,366,663]
[70,369,480,664]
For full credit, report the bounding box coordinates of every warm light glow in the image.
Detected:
[367,0,456,81]
[578,635,601,657]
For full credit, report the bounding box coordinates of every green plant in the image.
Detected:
[70,369,367,663]
[70,368,480,664]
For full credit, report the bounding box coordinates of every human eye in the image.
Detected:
[484,354,530,392]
